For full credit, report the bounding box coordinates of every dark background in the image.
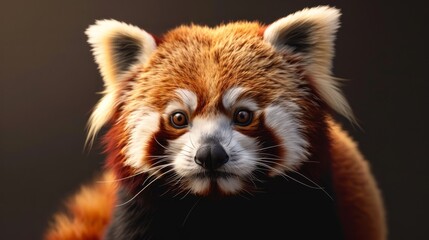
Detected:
[1,0,428,239]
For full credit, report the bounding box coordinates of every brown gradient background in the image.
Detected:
[1,0,428,239]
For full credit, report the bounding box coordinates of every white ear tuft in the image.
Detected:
[85,19,157,144]
[264,6,355,123]
[86,19,157,84]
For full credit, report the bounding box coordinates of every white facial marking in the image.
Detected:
[223,87,245,110]
[175,89,198,113]
[222,87,259,112]
[264,103,309,172]
[191,115,231,144]
[169,114,259,195]
[125,107,160,169]
[164,101,185,115]
[189,178,210,194]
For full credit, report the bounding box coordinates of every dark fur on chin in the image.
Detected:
[105,175,344,240]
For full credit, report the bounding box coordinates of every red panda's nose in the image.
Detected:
[194,143,229,170]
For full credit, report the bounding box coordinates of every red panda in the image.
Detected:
[45,6,386,240]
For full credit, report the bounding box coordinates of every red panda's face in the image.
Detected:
[120,26,311,195]
[86,7,352,196]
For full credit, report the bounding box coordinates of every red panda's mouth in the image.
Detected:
[192,171,238,180]
[186,170,244,196]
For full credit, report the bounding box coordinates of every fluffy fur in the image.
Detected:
[46,6,386,240]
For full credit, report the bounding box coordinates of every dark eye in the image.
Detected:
[233,109,253,126]
[170,111,188,128]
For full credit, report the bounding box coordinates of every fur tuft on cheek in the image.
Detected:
[125,107,161,169]
[263,103,309,173]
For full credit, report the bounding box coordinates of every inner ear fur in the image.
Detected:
[85,20,157,143]
[264,6,355,123]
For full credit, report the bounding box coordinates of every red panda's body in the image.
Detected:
[46,6,386,240]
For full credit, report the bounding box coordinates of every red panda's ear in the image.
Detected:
[264,6,355,123]
[85,20,157,143]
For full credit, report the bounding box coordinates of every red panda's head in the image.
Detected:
[85,6,353,196]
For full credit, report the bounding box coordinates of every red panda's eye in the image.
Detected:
[170,111,188,128]
[233,109,253,126]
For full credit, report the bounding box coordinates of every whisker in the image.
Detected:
[258,157,285,161]
[97,170,146,183]
[179,188,193,200]
[231,143,283,155]
[182,198,201,227]
[116,168,177,207]
[153,136,192,154]
[287,168,333,200]
[258,152,281,158]
[237,191,252,200]
[256,160,333,200]
[256,162,313,188]
[171,185,188,198]
[188,133,196,149]
[153,136,168,150]
[257,144,285,151]
[97,161,173,183]
[137,164,175,188]
[225,133,234,148]
[145,155,170,158]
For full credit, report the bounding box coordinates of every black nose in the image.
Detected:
[194,143,229,170]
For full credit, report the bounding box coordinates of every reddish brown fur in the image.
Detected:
[124,22,300,118]
[46,20,386,239]
[45,172,117,240]
[329,121,387,239]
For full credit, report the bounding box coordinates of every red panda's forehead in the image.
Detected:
[132,22,298,113]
